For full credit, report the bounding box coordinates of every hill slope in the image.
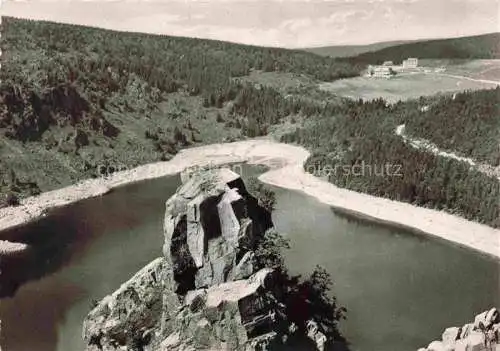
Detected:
[0,17,360,204]
[281,88,500,228]
[0,17,498,229]
[344,32,500,64]
[304,40,412,58]
[405,89,500,166]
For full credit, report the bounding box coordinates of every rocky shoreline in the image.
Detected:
[419,308,500,351]
[0,140,498,259]
[0,240,29,256]
[82,168,336,350]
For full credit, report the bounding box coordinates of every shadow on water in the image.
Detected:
[270,185,500,351]
[0,209,98,297]
[1,164,497,351]
[331,207,500,262]
[0,174,182,351]
[0,174,180,298]
[0,164,265,351]
[0,274,85,351]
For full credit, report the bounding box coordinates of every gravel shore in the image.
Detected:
[0,140,498,259]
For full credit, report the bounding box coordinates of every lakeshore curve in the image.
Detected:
[0,240,29,256]
[0,140,498,259]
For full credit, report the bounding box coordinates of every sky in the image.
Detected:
[2,0,499,48]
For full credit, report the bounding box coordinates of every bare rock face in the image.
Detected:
[82,258,167,349]
[163,168,271,294]
[419,308,500,351]
[82,168,288,351]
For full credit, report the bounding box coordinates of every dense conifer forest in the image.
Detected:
[0,17,360,203]
[281,90,500,228]
[342,32,500,65]
[0,17,498,229]
[405,89,500,166]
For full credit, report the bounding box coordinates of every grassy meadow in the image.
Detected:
[318,69,498,103]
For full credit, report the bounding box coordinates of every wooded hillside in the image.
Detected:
[405,89,500,166]
[0,17,360,204]
[343,33,500,64]
[281,90,500,228]
[1,17,498,229]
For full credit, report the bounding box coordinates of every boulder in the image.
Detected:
[454,339,468,351]
[231,251,255,280]
[204,268,273,308]
[218,187,244,245]
[163,168,271,292]
[186,194,207,268]
[420,308,500,351]
[460,323,474,339]
[160,269,279,351]
[82,168,290,351]
[427,341,447,351]
[467,331,486,351]
[442,326,460,347]
[83,258,167,350]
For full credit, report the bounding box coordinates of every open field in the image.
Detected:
[421,59,500,81]
[319,71,498,103]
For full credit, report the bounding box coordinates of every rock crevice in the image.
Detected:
[82,168,301,351]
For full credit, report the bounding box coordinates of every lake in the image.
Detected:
[0,165,498,351]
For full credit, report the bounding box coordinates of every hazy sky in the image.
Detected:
[3,0,499,48]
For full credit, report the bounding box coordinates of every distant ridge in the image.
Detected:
[304,40,414,58]
[343,32,500,64]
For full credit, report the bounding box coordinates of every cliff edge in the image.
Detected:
[419,308,500,351]
[82,168,330,350]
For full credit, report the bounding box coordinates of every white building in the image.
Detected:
[402,58,418,69]
[368,65,392,78]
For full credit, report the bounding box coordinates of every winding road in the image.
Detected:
[396,124,500,180]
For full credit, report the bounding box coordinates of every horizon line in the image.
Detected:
[3,15,500,50]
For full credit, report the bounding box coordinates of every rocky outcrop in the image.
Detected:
[82,168,305,351]
[419,308,500,351]
[83,258,167,348]
[162,168,271,295]
[0,240,29,256]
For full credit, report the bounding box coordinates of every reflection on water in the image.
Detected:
[0,175,181,351]
[0,165,498,351]
[271,186,500,351]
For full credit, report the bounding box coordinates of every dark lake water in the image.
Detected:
[271,186,499,351]
[0,165,498,351]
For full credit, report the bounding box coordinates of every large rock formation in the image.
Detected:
[82,168,305,351]
[418,308,500,351]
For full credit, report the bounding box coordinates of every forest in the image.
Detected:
[342,32,500,65]
[281,90,500,228]
[0,17,360,204]
[1,17,498,230]
[404,89,500,166]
